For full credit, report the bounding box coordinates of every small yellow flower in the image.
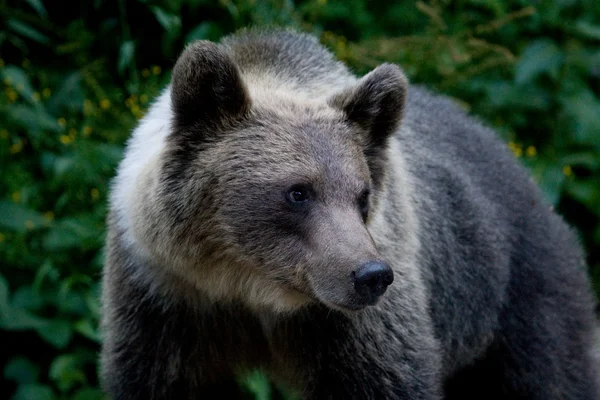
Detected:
[58,117,67,128]
[60,135,73,145]
[140,94,148,104]
[0,233,5,242]
[11,191,21,203]
[142,68,151,78]
[21,59,30,69]
[25,220,35,230]
[9,140,23,154]
[42,88,51,98]
[100,99,111,110]
[526,146,537,157]
[83,126,93,137]
[125,98,134,108]
[563,165,573,177]
[5,88,18,102]
[91,188,100,201]
[507,141,523,158]
[68,127,77,138]
[131,104,141,115]
[43,211,55,221]
[0,129,8,139]
[32,92,41,102]
[83,99,93,116]
[151,65,161,75]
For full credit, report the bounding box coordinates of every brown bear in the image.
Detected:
[100,28,600,399]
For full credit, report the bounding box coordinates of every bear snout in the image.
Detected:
[352,261,394,305]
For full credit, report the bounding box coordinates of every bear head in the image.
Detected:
[128,41,409,313]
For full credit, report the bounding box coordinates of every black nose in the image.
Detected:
[353,261,394,304]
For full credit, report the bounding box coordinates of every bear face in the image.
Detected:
[122,41,408,313]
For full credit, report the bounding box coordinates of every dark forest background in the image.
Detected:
[1,0,599,398]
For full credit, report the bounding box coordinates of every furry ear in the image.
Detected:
[170,41,251,129]
[328,63,408,147]
[329,64,408,190]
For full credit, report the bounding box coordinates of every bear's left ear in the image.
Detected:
[170,41,251,130]
[328,63,408,148]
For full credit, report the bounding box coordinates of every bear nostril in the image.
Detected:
[353,261,394,303]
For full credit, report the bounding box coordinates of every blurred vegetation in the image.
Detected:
[0,0,599,398]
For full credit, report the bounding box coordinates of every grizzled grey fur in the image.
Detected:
[101,28,600,399]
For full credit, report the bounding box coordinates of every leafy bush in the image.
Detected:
[1,0,598,398]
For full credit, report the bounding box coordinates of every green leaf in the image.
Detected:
[565,179,600,216]
[76,142,124,168]
[0,274,10,318]
[560,89,600,147]
[44,154,76,181]
[57,285,89,314]
[560,152,600,171]
[47,72,84,114]
[515,39,564,84]
[84,287,102,319]
[43,216,102,251]
[1,66,35,100]
[11,384,56,400]
[37,319,73,349]
[3,104,61,135]
[41,227,81,251]
[4,357,40,384]
[1,307,48,331]
[472,80,551,110]
[118,40,136,75]
[49,354,86,392]
[74,318,101,343]
[151,7,182,33]
[12,285,44,312]
[72,388,106,400]
[575,21,600,41]
[240,371,271,400]
[7,19,50,45]
[0,201,47,233]
[185,22,222,43]
[33,260,61,290]
[24,0,47,17]
[533,163,565,206]
[238,370,271,400]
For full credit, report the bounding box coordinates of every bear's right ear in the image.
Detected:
[328,63,408,147]
[170,41,251,129]
[328,64,408,190]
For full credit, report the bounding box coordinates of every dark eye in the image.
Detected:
[286,184,312,205]
[358,190,370,221]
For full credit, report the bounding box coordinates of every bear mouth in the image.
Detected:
[316,297,373,313]
[276,283,369,313]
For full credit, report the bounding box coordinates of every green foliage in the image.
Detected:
[1,0,599,398]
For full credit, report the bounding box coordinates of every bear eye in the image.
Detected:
[358,190,370,221]
[286,184,312,205]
